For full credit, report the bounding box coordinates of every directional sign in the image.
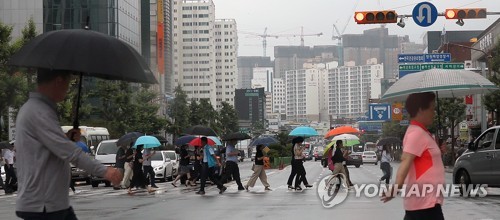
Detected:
[424,53,451,62]
[412,2,438,27]
[398,54,425,63]
[421,63,443,70]
[369,104,391,121]
[443,63,465,69]
[399,63,464,78]
[399,64,421,71]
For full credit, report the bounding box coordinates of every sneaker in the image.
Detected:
[151,185,159,188]
[219,186,227,194]
[238,187,245,191]
[196,191,205,195]
[245,185,249,192]
[265,187,272,191]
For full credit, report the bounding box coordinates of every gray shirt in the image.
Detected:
[15,92,107,213]
[143,149,152,166]
[225,145,238,162]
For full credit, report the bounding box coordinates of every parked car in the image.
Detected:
[91,139,119,187]
[152,151,176,182]
[0,166,4,189]
[453,125,500,196]
[362,151,378,165]
[163,150,179,176]
[346,152,363,168]
[313,146,324,161]
[71,163,91,185]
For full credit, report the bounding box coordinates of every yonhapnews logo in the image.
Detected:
[317,173,349,208]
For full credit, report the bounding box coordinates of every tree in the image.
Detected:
[188,100,201,127]
[167,86,190,139]
[127,88,167,135]
[218,102,239,135]
[484,39,500,126]
[382,121,407,140]
[198,98,220,133]
[251,121,265,136]
[435,98,466,164]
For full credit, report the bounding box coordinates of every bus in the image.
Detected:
[61,126,110,151]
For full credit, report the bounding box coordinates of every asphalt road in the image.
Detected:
[1,160,499,220]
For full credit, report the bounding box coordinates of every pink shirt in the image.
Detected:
[402,121,445,211]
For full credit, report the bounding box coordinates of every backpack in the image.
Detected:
[327,147,335,171]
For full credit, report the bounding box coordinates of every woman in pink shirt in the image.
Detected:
[382,92,445,220]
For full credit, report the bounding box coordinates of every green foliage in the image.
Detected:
[484,39,500,126]
[188,100,201,126]
[218,102,239,135]
[251,121,265,136]
[382,121,408,140]
[167,86,190,138]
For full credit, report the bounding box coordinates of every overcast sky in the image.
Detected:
[212,0,499,58]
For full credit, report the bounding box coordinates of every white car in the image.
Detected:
[152,151,178,182]
[91,139,119,187]
[0,166,5,189]
[362,151,378,165]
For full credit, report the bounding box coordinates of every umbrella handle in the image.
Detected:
[71,73,84,141]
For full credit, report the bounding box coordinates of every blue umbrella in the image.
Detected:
[249,137,279,147]
[289,126,319,137]
[208,136,223,146]
[133,136,161,149]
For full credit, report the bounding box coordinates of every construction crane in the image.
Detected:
[332,24,344,66]
[240,27,279,57]
[240,27,323,57]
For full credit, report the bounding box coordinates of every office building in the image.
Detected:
[214,18,238,108]
[251,67,273,92]
[237,56,273,89]
[274,45,339,79]
[234,88,266,128]
[285,68,325,123]
[272,78,286,118]
[0,0,43,41]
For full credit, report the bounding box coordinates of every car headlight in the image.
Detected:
[154,166,163,171]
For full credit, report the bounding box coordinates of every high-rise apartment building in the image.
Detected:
[172,0,216,104]
[237,56,273,89]
[274,45,339,79]
[251,67,273,92]
[214,18,238,108]
[328,63,384,119]
[285,68,325,123]
[272,78,286,118]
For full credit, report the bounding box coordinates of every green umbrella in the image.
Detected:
[322,139,360,156]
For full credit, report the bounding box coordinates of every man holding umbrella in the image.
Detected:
[14,69,123,219]
[197,137,226,195]
[220,139,245,190]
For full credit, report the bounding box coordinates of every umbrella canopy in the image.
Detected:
[323,139,361,156]
[221,132,252,141]
[7,29,157,131]
[324,126,359,139]
[116,132,144,147]
[332,134,360,141]
[289,126,319,137]
[381,69,498,102]
[133,136,161,149]
[0,141,12,150]
[189,137,216,147]
[175,135,221,146]
[183,125,218,137]
[249,137,279,147]
[377,137,402,146]
[175,135,197,146]
[8,29,156,84]
[152,135,168,144]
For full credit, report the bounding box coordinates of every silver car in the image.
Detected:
[453,125,500,195]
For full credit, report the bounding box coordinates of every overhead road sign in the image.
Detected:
[369,104,391,121]
[424,53,451,62]
[399,63,464,78]
[398,53,451,63]
[412,2,438,27]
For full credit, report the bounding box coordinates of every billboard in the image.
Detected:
[157,0,165,75]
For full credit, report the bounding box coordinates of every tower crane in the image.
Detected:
[332,24,344,66]
[240,27,323,57]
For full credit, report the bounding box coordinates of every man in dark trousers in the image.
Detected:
[196,137,226,195]
[221,139,245,190]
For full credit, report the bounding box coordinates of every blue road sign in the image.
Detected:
[369,104,391,121]
[398,54,425,63]
[399,70,420,78]
[412,2,438,27]
[424,53,451,62]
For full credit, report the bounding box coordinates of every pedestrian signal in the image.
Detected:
[354,11,398,24]
[445,8,487,19]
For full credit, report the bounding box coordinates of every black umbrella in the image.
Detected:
[377,137,402,146]
[116,132,144,147]
[0,141,12,150]
[175,135,197,146]
[7,28,157,131]
[152,135,168,144]
[183,125,217,137]
[249,137,279,147]
[221,132,252,141]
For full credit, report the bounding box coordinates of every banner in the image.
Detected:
[157,0,165,75]
[392,102,403,121]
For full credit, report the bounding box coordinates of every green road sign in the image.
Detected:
[443,63,465,69]
[399,63,465,71]
[399,64,421,71]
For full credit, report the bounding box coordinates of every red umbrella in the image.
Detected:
[324,126,359,139]
[189,137,216,147]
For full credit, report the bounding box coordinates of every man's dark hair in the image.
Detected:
[201,137,208,142]
[336,140,343,146]
[37,68,72,84]
[405,92,436,118]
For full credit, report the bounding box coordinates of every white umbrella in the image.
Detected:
[381,69,498,102]
[332,134,359,141]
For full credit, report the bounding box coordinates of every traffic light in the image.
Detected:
[354,11,398,24]
[445,8,487,19]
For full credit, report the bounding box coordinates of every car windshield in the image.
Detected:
[97,142,118,155]
[364,151,376,155]
[166,152,177,160]
[151,153,163,161]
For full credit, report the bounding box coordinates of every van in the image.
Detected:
[453,125,500,196]
[61,126,110,153]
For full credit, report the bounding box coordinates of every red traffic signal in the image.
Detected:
[445,8,487,19]
[354,11,398,24]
